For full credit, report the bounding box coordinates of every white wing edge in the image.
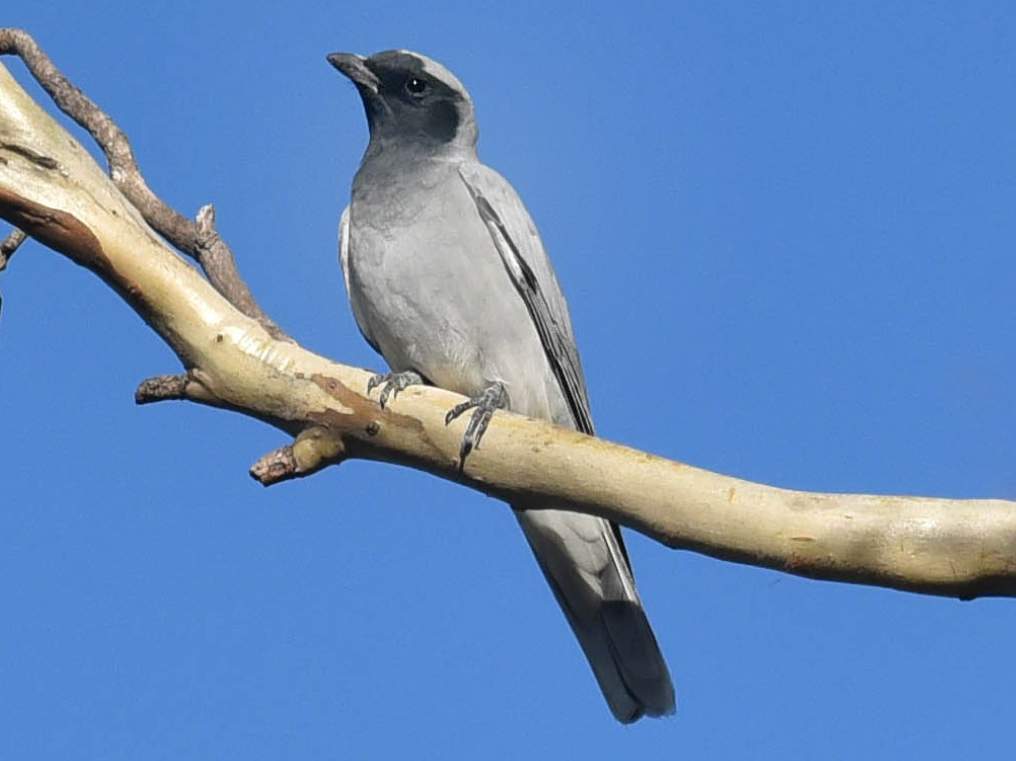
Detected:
[339,204,352,297]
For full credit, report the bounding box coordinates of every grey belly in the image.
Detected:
[348,194,568,426]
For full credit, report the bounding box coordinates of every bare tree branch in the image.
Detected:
[0,28,286,339]
[1,32,1014,601]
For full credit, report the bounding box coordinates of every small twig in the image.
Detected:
[251,427,347,486]
[0,28,287,340]
[251,445,301,485]
[0,226,26,270]
[135,373,191,404]
[135,372,221,406]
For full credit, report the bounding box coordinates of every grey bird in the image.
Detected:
[328,49,675,722]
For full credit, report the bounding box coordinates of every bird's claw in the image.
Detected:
[445,381,509,466]
[367,370,422,409]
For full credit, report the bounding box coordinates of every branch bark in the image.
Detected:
[1,32,1014,601]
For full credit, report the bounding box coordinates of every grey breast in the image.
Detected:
[347,157,564,422]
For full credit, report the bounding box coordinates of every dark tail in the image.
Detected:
[515,506,675,722]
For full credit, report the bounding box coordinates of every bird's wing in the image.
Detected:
[458,166,675,720]
[339,204,352,296]
[339,204,381,355]
[457,164,594,435]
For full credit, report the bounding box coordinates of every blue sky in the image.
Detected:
[2,1,1015,758]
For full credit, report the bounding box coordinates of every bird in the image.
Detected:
[327,48,675,722]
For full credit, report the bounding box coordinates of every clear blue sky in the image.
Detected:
[2,1,1015,758]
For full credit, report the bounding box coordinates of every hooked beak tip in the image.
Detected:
[327,52,380,94]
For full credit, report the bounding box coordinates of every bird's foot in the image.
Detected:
[367,370,423,409]
[444,381,509,466]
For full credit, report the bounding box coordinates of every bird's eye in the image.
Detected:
[405,76,429,97]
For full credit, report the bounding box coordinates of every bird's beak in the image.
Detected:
[327,52,380,95]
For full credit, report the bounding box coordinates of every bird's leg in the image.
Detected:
[444,381,510,465]
[367,370,423,409]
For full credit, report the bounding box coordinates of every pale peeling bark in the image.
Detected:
[1,47,1014,600]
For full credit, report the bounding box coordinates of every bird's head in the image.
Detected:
[328,49,478,155]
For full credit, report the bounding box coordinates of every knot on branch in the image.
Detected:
[194,204,220,255]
